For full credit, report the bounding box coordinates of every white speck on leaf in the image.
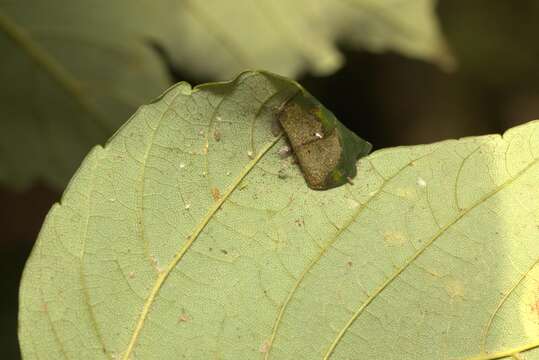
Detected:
[185,204,191,210]
[417,177,427,187]
[278,145,291,159]
[247,150,254,159]
[315,132,323,139]
[179,163,186,169]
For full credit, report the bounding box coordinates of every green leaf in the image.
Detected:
[0,3,172,189]
[19,71,539,359]
[167,0,454,78]
[0,0,451,189]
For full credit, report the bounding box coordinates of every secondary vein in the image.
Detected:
[121,134,283,359]
[323,157,539,359]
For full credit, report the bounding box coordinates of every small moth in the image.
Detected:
[277,91,372,190]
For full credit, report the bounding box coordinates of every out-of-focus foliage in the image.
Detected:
[0,0,450,190]
[170,0,453,78]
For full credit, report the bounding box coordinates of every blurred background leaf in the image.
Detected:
[0,0,449,190]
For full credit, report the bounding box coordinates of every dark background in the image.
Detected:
[3,1,539,358]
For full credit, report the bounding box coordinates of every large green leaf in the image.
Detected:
[19,71,539,359]
[167,0,454,78]
[0,0,451,189]
[0,2,171,189]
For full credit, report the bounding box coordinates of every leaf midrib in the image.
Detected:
[121,133,283,359]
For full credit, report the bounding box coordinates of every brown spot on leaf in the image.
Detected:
[211,187,221,201]
[213,129,221,142]
[259,340,271,353]
[178,313,190,323]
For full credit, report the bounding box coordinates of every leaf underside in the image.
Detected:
[19,72,539,360]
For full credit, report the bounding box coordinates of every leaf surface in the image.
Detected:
[168,0,453,78]
[0,0,450,189]
[19,72,539,360]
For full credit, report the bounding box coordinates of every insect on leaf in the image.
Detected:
[278,90,372,190]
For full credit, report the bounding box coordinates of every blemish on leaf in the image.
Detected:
[150,255,161,272]
[184,203,191,210]
[395,187,416,200]
[177,312,190,323]
[198,129,204,136]
[211,187,221,201]
[383,230,407,246]
[417,177,427,187]
[221,249,228,255]
[278,169,287,179]
[444,279,465,300]
[247,150,254,159]
[128,271,135,279]
[259,340,271,353]
[278,145,291,159]
[519,272,539,337]
[179,162,186,169]
[213,129,221,142]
